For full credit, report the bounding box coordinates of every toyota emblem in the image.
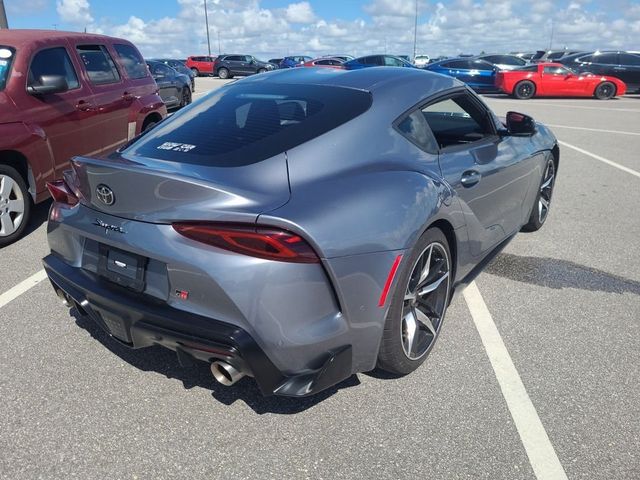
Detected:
[96,184,115,206]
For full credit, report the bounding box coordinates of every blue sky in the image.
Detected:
[4,0,639,58]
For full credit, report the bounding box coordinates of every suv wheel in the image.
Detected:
[257,68,267,74]
[191,67,199,77]
[0,165,31,247]
[218,67,230,79]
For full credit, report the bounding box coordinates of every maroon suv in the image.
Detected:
[0,30,167,246]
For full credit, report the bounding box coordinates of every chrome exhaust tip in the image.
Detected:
[55,288,71,308]
[210,361,245,386]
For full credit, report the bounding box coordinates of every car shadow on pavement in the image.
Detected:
[486,253,640,295]
[71,310,360,414]
[24,199,51,237]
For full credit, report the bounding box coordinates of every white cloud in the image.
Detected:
[284,2,316,24]
[56,0,93,25]
[83,0,639,60]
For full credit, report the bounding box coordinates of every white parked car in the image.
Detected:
[413,54,430,67]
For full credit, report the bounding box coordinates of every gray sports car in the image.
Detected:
[43,67,558,397]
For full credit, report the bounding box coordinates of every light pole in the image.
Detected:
[548,18,554,50]
[0,0,9,29]
[412,0,418,61]
[204,0,212,56]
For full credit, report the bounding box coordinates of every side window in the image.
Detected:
[384,56,403,66]
[76,45,120,85]
[500,56,525,66]
[153,64,173,77]
[113,44,148,79]
[543,66,569,75]
[445,60,470,69]
[471,61,494,71]
[28,47,80,90]
[619,54,640,66]
[421,94,494,149]
[577,54,593,63]
[396,110,438,153]
[592,53,618,65]
[482,55,500,63]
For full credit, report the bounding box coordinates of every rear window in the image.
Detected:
[114,44,148,79]
[0,46,15,91]
[125,83,372,167]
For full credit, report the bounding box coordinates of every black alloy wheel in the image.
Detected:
[514,80,536,99]
[594,82,615,100]
[377,227,451,375]
[522,156,556,232]
[180,87,192,108]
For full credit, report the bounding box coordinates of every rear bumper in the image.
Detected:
[43,254,353,397]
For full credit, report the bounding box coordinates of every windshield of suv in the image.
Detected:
[0,47,15,91]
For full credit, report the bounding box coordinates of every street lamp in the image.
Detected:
[204,0,212,56]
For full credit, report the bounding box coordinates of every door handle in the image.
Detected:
[122,92,136,101]
[461,170,481,187]
[76,101,95,111]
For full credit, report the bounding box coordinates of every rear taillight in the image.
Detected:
[172,223,320,263]
[46,179,79,206]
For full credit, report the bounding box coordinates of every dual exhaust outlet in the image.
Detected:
[210,361,245,386]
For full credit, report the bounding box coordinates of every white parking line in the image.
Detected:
[463,282,568,480]
[558,140,640,179]
[547,124,640,136]
[0,269,47,309]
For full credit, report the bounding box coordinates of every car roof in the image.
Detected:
[238,65,459,93]
[0,29,126,48]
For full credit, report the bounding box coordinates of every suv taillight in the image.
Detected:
[172,223,320,264]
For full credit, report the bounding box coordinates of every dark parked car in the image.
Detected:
[213,54,276,79]
[344,55,417,69]
[185,55,216,76]
[425,58,499,92]
[146,60,192,109]
[559,51,640,93]
[268,58,282,68]
[279,56,312,68]
[535,50,583,63]
[44,67,558,396]
[153,58,196,91]
[0,29,166,246]
[476,54,527,71]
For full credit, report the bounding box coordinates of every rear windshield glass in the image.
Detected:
[0,46,15,91]
[126,83,372,167]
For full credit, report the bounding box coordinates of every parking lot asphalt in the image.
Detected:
[1,76,639,479]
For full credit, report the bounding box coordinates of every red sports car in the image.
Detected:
[495,62,627,99]
[302,57,345,69]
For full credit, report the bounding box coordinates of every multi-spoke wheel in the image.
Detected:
[594,81,615,100]
[377,227,452,374]
[514,80,536,99]
[0,165,31,247]
[522,156,556,232]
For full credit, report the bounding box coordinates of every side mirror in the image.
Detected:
[505,111,536,136]
[27,75,68,96]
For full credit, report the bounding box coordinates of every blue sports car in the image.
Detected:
[279,56,312,69]
[44,67,558,397]
[425,58,499,93]
[344,55,417,70]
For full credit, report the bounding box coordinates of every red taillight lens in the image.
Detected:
[172,223,320,263]
[46,179,79,206]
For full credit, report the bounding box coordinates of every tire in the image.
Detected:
[377,227,452,375]
[179,87,192,108]
[0,164,31,247]
[594,81,616,100]
[218,67,230,79]
[522,155,556,232]
[190,67,199,77]
[257,68,267,74]
[513,80,536,99]
[141,117,157,132]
